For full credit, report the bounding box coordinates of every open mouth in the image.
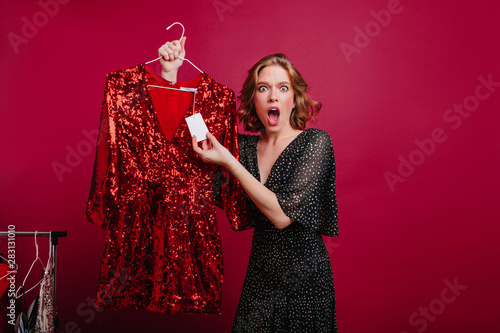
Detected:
[267,107,280,126]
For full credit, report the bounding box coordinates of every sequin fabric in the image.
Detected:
[85,64,251,314]
[233,129,338,332]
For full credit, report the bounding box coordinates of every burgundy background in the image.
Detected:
[1,0,499,332]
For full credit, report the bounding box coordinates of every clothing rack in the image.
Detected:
[0,230,67,331]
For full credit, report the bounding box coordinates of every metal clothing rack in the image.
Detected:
[0,230,67,331]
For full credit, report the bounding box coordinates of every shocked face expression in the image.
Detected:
[254,65,296,133]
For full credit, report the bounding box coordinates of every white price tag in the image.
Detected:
[185,113,209,142]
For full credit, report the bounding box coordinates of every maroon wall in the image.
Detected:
[1,0,499,332]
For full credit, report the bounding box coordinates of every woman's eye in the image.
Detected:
[258,86,268,92]
[280,86,289,91]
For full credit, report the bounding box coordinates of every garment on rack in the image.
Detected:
[35,255,54,333]
[233,129,339,332]
[0,263,15,333]
[14,288,38,333]
[85,64,251,314]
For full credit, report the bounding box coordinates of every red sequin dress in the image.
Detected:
[85,64,251,314]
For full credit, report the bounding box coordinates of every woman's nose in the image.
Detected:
[268,89,278,102]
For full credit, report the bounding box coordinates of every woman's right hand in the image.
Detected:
[158,36,186,82]
[192,132,238,169]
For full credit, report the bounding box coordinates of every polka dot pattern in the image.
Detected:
[233,128,339,333]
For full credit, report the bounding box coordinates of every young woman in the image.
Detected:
[159,38,339,332]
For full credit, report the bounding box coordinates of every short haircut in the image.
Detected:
[238,53,322,132]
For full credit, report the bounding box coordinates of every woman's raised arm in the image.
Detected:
[157,36,186,83]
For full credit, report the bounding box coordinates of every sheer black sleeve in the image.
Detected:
[274,129,338,236]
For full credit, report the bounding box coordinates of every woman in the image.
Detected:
[159,39,339,332]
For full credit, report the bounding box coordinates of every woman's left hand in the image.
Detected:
[192,132,237,168]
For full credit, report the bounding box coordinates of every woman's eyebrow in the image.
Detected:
[256,81,290,85]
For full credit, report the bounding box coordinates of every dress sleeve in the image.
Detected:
[219,91,253,231]
[275,130,338,236]
[84,75,120,230]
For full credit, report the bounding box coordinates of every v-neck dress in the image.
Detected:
[85,64,251,315]
[233,128,339,332]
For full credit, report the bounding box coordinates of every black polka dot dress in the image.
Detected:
[233,128,339,333]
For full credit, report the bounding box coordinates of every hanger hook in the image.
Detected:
[146,21,203,73]
[166,22,185,42]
